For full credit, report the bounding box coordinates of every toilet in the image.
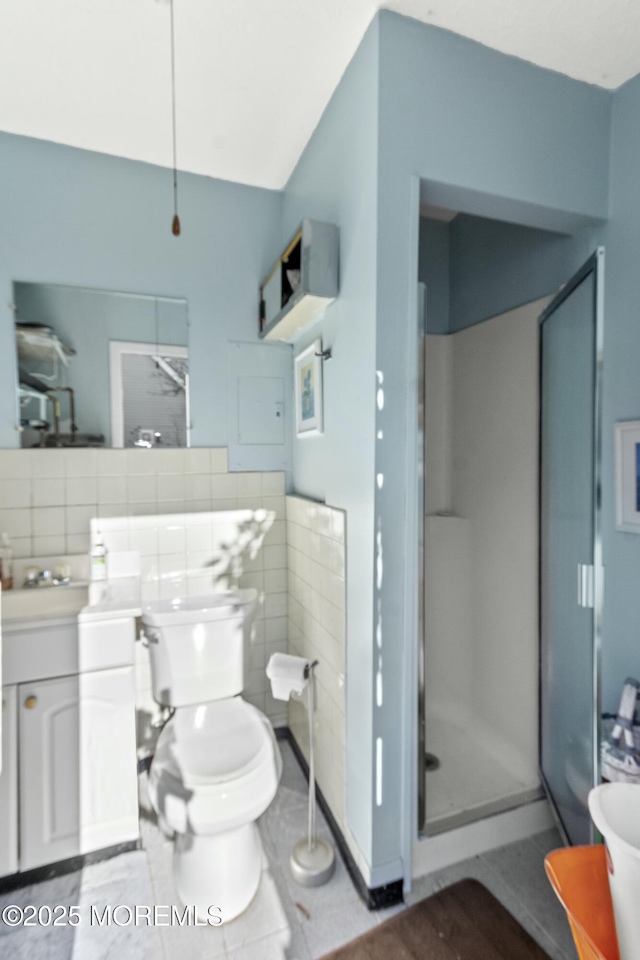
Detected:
[141,588,282,922]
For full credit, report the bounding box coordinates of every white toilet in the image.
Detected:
[141,588,282,922]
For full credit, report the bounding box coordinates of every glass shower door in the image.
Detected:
[539,249,604,846]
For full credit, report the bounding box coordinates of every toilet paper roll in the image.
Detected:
[266,652,309,701]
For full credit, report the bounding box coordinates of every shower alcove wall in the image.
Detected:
[422,297,546,834]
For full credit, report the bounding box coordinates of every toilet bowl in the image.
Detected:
[142,590,282,922]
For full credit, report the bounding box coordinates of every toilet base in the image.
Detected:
[173,823,262,923]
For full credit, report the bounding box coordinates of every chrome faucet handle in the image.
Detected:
[23,568,39,588]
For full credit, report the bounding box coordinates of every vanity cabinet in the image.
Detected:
[0,685,18,877]
[19,668,138,871]
[0,612,139,878]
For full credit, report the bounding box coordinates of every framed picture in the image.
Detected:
[615,420,640,532]
[294,339,324,437]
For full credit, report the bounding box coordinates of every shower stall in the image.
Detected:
[419,295,544,834]
[417,245,604,843]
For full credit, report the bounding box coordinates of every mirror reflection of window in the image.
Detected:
[119,349,189,449]
[12,282,189,449]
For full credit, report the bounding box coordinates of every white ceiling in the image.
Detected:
[2,0,640,191]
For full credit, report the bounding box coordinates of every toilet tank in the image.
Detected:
[141,589,257,707]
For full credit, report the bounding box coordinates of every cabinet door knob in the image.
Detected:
[24,695,37,709]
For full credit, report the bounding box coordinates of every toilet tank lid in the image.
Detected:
[141,589,257,627]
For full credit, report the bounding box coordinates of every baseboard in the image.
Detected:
[0,839,140,894]
[277,726,404,911]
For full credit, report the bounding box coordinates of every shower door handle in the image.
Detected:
[577,563,594,608]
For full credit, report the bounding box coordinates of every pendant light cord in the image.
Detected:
[169,0,180,235]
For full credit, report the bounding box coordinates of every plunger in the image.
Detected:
[290,660,336,886]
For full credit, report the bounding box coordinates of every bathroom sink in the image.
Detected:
[2,582,90,621]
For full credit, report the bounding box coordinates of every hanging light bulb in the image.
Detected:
[169,0,180,236]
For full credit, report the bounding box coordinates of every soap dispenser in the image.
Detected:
[91,535,107,581]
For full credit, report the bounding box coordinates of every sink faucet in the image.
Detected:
[23,568,71,589]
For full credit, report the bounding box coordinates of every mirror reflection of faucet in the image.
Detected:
[23,563,72,589]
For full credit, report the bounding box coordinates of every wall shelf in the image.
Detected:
[259,219,338,342]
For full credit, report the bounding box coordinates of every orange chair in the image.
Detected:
[545,846,620,960]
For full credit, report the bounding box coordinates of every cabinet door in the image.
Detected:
[20,674,81,870]
[20,669,138,871]
[0,686,18,876]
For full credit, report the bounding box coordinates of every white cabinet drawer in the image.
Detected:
[3,618,80,685]
[3,615,135,685]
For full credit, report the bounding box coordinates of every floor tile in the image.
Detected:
[68,916,165,960]
[531,826,564,856]
[299,899,377,959]
[222,868,289,952]
[150,866,227,960]
[75,849,164,960]
[482,838,576,958]
[0,924,82,960]
[228,924,311,960]
[0,868,83,917]
[0,742,581,960]
[263,806,362,921]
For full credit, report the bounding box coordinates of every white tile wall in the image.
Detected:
[90,505,289,755]
[286,495,347,837]
[0,447,288,754]
[0,447,285,557]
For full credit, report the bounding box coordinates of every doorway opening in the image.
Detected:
[417,198,603,839]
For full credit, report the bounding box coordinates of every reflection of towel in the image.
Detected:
[286,269,301,292]
[267,652,309,700]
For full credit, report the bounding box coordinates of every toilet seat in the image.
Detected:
[148,697,281,836]
[153,697,272,788]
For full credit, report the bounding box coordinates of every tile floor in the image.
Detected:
[0,740,576,959]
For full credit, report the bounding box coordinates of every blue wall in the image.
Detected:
[418,219,450,333]
[372,11,611,885]
[448,215,598,332]
[419,213,599,333]
[282,18,380,882]
[602,73,640,709]
[0,132,283,449]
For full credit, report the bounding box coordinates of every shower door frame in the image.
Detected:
[417,284,427,834]
[538,247,605,845]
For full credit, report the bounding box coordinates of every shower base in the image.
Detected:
[424,712,542,836]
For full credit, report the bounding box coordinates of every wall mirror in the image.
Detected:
[12,282,189,449]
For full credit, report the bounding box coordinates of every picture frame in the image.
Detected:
[615,420,640,532]
[294,339,324,437]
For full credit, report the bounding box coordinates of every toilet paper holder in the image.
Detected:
[290,659,336,888]
[303,658,318,682]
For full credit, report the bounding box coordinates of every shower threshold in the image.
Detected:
[424,783,543,836]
